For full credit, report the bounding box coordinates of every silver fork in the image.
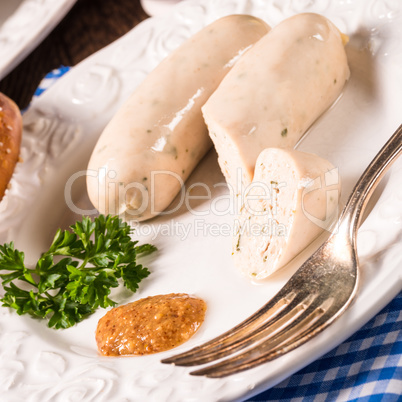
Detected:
[162,124,402,378]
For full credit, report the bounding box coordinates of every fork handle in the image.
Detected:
[340,124,402,237]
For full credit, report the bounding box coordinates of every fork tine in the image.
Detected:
[161,288,298,365]
[163,290,316,366]
[162,247,339,367]
[190,297,338,378]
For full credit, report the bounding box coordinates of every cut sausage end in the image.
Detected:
[202,13,350,193]
[233,148,341,280]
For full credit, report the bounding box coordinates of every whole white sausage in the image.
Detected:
[87,15,270,221]
[233,148,341,279]
[202,13,350,195]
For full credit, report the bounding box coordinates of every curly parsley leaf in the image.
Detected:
[0,215,156,329]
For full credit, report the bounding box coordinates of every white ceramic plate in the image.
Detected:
[0,0,77,80]
[0,0,401,401]
[140,0,183,17]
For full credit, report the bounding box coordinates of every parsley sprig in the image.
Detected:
[0,215,156,329]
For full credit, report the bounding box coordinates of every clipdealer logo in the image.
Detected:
[65,166,340,239]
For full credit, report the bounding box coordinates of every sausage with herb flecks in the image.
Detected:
[202,13,350,195]
[233,148,341,279]
[87,15,270,221]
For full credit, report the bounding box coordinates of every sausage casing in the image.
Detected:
[87,15,270,221]
[202,13,350,194]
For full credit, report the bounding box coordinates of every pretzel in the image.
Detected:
[0,93,22,201]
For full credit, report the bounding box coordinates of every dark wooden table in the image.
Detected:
[0,0,149,110]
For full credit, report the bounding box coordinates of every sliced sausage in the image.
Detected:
[202,13,350,195]
[233,148,341,279]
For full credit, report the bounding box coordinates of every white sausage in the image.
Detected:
[87,15,270,221]
[233,148,341,279]
[202,13,350,195]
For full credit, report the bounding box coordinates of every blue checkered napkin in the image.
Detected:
[248,291,402,402]
[32,65,70,99]
[35,68,401,402]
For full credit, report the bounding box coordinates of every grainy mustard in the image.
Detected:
[96,293,206,356]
